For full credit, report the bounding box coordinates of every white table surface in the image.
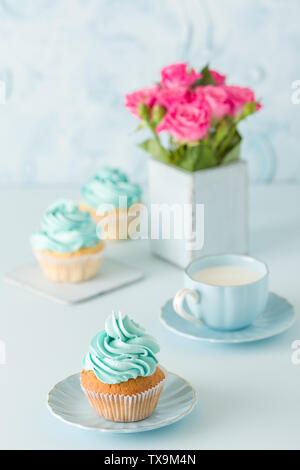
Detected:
[0,185,299,450]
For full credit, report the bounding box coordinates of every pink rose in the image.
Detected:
[156,86,193,109]
[161,62,202,89]
[125,86,158,117]
[196,85,230,119]
[225,86,259,116]
[210,69,226,85]
[156,97,211,142]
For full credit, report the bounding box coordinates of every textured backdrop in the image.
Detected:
[0,0,299,187]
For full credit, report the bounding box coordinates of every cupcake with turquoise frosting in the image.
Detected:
[81,312,166,422]
[31,200,105,283]
[79,167,142,240]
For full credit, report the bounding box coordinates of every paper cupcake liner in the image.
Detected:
[81,374,167,423]
[35,250,103,283]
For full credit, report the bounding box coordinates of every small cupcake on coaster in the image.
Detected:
[31,200,104,283]
[81,311,166,422]
[79,167,142,241]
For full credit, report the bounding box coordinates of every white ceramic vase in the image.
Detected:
[148,159,248,268]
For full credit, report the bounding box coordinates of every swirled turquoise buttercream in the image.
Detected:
[83,312,160,384]
[31,200,101,253]
[81,167,142,211]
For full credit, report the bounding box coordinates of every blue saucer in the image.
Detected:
[160,293,296,343]
[48,371,197,433]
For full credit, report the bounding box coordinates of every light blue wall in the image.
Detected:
[0,0,299,186]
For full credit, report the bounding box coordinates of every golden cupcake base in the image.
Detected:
[34,242,105,283]
[81,367,166,422]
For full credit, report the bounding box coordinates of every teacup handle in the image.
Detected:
[173,288,204,325]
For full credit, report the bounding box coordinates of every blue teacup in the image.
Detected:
[173,254,269,331]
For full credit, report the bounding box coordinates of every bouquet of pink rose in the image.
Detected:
[125,63,261,172]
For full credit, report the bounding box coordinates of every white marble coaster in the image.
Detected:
[4,257,143,305]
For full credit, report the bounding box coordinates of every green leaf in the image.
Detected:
[215,117,242,163]
[178,144,217,172]
[193,64,217,88]
[212,120,231,149]
[136,120,147,131]
[151,104,166,125]
[221,141,241,165]
[139,138,170,163]
[137,102,150,120]
[240,101,257,119]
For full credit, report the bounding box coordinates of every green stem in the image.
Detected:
[146,119,171,163]
[174,144,187,166]
[216,117,242,163]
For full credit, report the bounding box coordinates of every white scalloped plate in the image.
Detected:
[48,371,197,433]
